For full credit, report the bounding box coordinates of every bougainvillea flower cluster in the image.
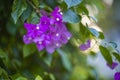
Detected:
[23,7,72,53]
[79,39,91,51]
[114,72,120,80]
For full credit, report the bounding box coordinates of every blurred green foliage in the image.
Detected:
[0,0,120,80]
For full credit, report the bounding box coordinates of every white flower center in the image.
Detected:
[60,12,63,15]
[36,26,39,30]
[56,18,60,21]
[56,43,59,47]
[28,37,32,40]
[56,33,59,37]
[39,41,42,44]
[67,37,70,40]
[36,24,40,30]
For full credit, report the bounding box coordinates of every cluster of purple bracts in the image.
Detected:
[23,7,72,53]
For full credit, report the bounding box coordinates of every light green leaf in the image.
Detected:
[35,75,43,80]
[64,0,83,8]
[15,76,27,80]
[49,73,55,80]
[11,0,27,24]
[23,44,36,58]
[112,52,120,63]
[57,49,72,71]
[63,9,81,23]
[99,46,113,65]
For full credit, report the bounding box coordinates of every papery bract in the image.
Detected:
[114,72,120,80]
[23,7,72,53]
[79,39,91,51]
[107,62,118,70]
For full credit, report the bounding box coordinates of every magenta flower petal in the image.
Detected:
[107,62,118,70]
[37,43,45,51]
[46,43,55,53]
[79,39,91,51]
[24,23,36,31]
[23,6,72,53]
[23,35,32,44]
[79,44,88,51]
[114,72,120,80]
[86,39,91,48]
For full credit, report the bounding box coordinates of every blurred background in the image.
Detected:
[87,0,120,79]
[0,0,120,80]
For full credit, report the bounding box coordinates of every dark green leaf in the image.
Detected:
[11,0,27,24]
[57,49,72,71]
[79,23,91,41]
[27,12,39,24]
[32,0,39,7]
[23,44,36,58]
[0,67,9,79]
[64,0,83,8]
[98,32,104,39]
[63,9,81,23]
[90,51,97,57]
[42,54,52,67]
[21,5,32,22]
[76,5,89,15]
[99,46,113,65]
[112,52,120,63]
[0,49,9,65]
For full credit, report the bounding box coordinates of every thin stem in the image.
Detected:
[27,0,40,14]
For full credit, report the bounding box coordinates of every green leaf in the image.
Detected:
[21,5,32,22]
[32,0,39,7]
[63,9,81,23]
[49,73,55,80]
[109,42,117,48]
[27,11,39,24]
[98,32,104,39]
[23,44,36,58]
[11,0,27,24]
[0,49,8,65]
[57,49,72,71]
[15,76,27,80]
[79,23,91,41]
[0,49,7,59]
[0,67,9,79]
[89,28,99,38]
[99,46,113,65]
[43,54,52,67]
[112,52,120,63]
[64,0,83,8]
[35,75,43,80]
[76,5,89,15]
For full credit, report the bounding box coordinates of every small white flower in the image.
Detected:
[56,18,60,21]
[56,43,59,47]
[39,41,42,44]
[56,33,59,37]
